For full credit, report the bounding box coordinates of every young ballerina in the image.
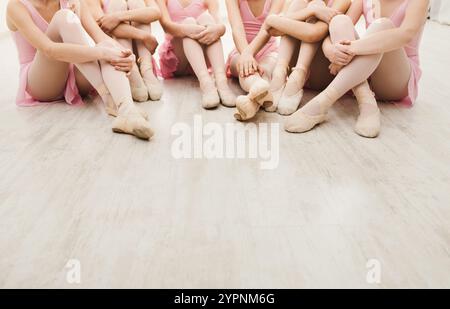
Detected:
[285,0,429,138]
[260,0,352,115]
[156,0,236,109]
[7,0,153,140]
[225,0,285,121]
[86,0,163,102]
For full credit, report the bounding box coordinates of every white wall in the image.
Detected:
[1,1,8,33]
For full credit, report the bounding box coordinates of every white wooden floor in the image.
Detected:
[0,21,449,289]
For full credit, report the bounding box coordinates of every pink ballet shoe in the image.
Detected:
[139,58,163,101]
[278,67,306,115]
[215,77,237,107]
[354,104,381,138]
[112,99,154,140]
[284,109,327,133]
[265,85,284,112]
[248,79,271,105]
[234,95,261,121]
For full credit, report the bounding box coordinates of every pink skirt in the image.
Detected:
[16,62,83,106]
[158,36,195,79]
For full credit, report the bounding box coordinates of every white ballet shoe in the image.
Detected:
[284,109,327,133]
[139,58,163,101]
[277,89,304,115]
[112,99,154,140]
[218,87,237,107]
[234,95,260,121]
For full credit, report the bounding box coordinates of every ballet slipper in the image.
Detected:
[97,84,118,117]
[112,98,154,140]
[215,75,236,107]
[199,75,220,109]
[248,78,271,105]
[352,82,381,138]
[266,64,288,112]
[265,86,284,112]
[277,67,307,116]
[284,88,338,133]
[234,95,260,121]
[129,65,149,103]
[138,58,163,101]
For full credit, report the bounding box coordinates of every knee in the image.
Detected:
[366,18,395,34]
[287,0,307,12]
[329,14,353,31]
[196,12,215,25]
[107,0,127,13]
[127,0,145,10]
[307,0,325,8]
[181,17,197,25]
[52,9,81,26]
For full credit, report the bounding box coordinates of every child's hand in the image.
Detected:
[325,40,354,66]
[237,52,260,78]
[182,24,206,39]
[97,13,122,34]
[329,63,343,75]
[142,33,158,54]
[196,24,224,45]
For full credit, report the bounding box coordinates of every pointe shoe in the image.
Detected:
[112,99,154,140]
[277,67,306,115]
[284,109,327,133]
[352,81,381,138]
[234,95,260,121]
[139,58,163,101]
[354,104,381,138]
[265,85,284,112]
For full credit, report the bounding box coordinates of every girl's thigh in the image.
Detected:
[370,48,411,101]
[306,48,334,91]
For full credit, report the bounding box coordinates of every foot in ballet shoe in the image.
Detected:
[277,67,306,115]
[352,81,381,138]
[284,89,336,133]
[277,89,304,115]
[265,86,284,112]
[131,86,149,103]
[215,76,237,107]
[200,77,220,109]
[139,58,163,101]
[354,104,381,138]
[284,109,327,133]
[248,79,270,104]
[128,66,149,102]
[112,100,154,140]
[234,95,260,121]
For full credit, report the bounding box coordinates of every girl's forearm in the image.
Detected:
[350,28,413,55]
[111,23,149,41]
[245,29,271,56]
[284,6,315,21]
[267,16,328,43]
[117,7,161,24]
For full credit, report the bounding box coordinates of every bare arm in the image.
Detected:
[266,0,351,43]
[7,0,105,63]
[348,0,429,55]
[156,0,204,38]
[226,0,249,54]
[114,0,161,24]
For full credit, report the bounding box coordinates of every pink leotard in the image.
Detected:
[363,0,424,105]
[158,0,207,78]
[11,0,83,106]
[225,0,278,75]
